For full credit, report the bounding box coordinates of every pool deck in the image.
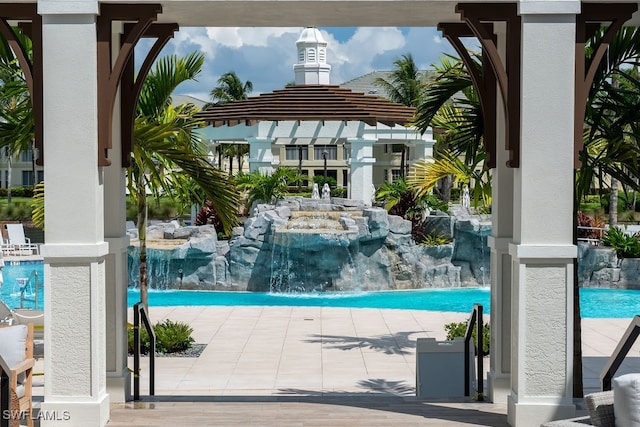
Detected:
[25,306,640,426]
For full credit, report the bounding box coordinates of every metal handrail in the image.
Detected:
[18,270,39,309]
[133,302,155,400]
[601,315,640,391]
[464,303,484,401]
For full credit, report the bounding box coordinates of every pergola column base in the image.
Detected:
[107,370,131,403]
[487,372,510,404]
[508,395,575,427]
[40,395,109,427]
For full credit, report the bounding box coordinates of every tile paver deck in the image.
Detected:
[26,306,640,426]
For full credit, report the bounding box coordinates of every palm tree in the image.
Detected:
[206,71,253,174]
[409,54,486,206]
[375,53,426,178]
[235,167,305,210]
[130,52,239,309]
[208,71,253,105]
[0,29,35,204]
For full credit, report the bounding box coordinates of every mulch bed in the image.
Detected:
[130,343,207,358]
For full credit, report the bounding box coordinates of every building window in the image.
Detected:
[342,145,350,160]
[391,169,402,182]
[314,169,337,182]
[314,145,337,160]
[391,144,405,153]
[22,171,34,186]
[20,149,33,163]
[319,48,326,63]
[298,49,304,62]
[285,145,308,161]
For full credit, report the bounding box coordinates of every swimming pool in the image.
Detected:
[1,261,639,318]
[124,287,640,318]
[0,261,43,310]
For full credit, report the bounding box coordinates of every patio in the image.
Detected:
[65,306,640,426]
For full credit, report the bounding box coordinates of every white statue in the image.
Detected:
[462,185,471,210]
[311,183,320,199]
[370,184,377,206]
[321,183,331,201]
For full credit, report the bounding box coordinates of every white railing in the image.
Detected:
[577,225,607,246]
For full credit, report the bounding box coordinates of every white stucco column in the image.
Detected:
[487,22,513,405]
[102,24,131,403]
[408,130,435,161]
[508,4,578,426]
[348,138,376,205]
[40,3,110,426]
[247,137,275,173]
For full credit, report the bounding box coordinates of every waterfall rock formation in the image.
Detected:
[128,197,493,291]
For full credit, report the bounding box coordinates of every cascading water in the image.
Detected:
[269,211,362,293]
[128,246,178,290]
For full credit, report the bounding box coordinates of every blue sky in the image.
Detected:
[137,27,462,102]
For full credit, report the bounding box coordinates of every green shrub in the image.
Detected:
[602,226,640,258]
[127,319,195,354]
[419,232,452,246]
[444,319,490,356]
[154,319,195,353]
[3,202,32,221]
[127,324,152,354]
[9,187,34,198]
[425,194,450,214]
[312,175,337,188]
[331,187,347,198]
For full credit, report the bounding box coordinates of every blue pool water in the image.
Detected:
[0,261,43,309]
[125,287,640,318]
[2,261,639,318]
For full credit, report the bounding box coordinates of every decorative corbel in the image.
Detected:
[438,22,497,168]
[120,23,179,167]
[455,3,521,168]
[574,4,637,168]
[96,3,162,166]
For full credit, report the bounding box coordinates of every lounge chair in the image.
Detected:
[0,300,12,324]
[11,309,44,342]
[541,373,640,427]
[4,224,39,256]
[0,323,35,427]
[0,233,13,256]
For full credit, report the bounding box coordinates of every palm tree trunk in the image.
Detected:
[136,184,149,311]
[400,146,406,179]
[229,155,233,176]
[633,179,638,218]
[610,178,619,227]
[7,156,12,205]
[298,146,303,189]
[217,148,222,170]
[237,145,242,173]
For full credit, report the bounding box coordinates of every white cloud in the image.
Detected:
[143,26,463,101]
[205,27,302,48]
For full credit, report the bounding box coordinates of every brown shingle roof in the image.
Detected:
[194,85,415,127]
